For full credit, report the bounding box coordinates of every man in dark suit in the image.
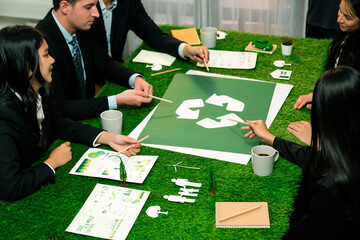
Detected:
[36,0,154,120]
[90,0,209,63]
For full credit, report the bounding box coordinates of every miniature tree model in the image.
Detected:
[208,164,217,195]
[120,158,127,187]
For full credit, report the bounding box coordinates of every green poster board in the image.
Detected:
[139,74,276,155]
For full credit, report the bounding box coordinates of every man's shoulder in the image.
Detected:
[36,10,59,42]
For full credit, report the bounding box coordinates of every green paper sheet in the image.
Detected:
[139,74,276,156]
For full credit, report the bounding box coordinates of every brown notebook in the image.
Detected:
[170,28,201,45]
[215,202,270,228]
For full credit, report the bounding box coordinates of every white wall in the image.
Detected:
[0,0,52,28]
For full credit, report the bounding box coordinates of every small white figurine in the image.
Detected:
[171,178,202,188]
[178,191,198,197]
[163,195,195,203]
[146,64,162,71]
[180,187,199,193]
[146,206,168,218]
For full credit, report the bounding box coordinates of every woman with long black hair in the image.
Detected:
[290,0,360,145]
[0,25,140,202]
[242,66,360,238]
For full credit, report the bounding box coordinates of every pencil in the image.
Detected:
[200,49,209,72]
[148,95,173,103]
[116,135,150,155]
[219,204,262,222]
[151,68,181,76]
[228,118,249,125]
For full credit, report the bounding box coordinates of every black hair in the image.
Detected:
[53,0,78,10]
[309,66,360,202]
[0,25,52,149]
[327,0,360,69]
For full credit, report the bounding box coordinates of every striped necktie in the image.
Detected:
[69,35,86,98]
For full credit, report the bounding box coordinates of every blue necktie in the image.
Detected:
[69,35,86,99]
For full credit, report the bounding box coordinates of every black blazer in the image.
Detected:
[91,0,185,62]
[0,92,102,202]
[36,10,136,120]
[273,137,360,239]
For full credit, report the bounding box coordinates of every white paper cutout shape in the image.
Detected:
[176,99,204,119]
[270,69,292,80]
[163,195,196,203]
[146,206,168,218]
[273,60,291,68]
[175,94,245,129]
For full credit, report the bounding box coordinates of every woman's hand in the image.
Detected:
[45,141,72,169]
[294,92,313,109]
[241,120,275,145]
[97,132,141,157]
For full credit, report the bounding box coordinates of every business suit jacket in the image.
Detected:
[36,10,136,120]
[273,137,360,239]
[0,91,102,202]
[91,0,185,62]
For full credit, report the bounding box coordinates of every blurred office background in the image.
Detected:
[0,0,307,60]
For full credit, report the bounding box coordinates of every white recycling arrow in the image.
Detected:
[175,99,204,119]
[196,113,244,129]
[205,94,244,112]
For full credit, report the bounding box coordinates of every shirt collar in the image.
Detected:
[51,10,75,44]
[99,0,118,11]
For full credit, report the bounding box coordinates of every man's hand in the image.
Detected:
[183,45,209,64]
[115,89,152,106]
[134,76,153,96]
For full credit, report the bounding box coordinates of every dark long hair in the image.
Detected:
[310,66,360,201]
[327,0,360,69]
[0,26,51,149]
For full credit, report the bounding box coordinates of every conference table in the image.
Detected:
[0,26,331,239]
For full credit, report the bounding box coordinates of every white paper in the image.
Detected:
[66,184,150,240]
[197,50,257,69]
[132,49,176,66]
[69,148,157,184]
[129,70,293,165]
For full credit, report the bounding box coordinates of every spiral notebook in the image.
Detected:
[215,202,270,228]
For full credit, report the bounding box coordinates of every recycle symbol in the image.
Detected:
[175,93,245,129]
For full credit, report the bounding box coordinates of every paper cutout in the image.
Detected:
[217,31,227,40]
[273,60,291,68]
[163,195,195,203]
[133,49,175,66]
[206,93,244,112]
[164,179,202,203]
[146,206,168,218]
[163,161,200,172]
[171,178,202,188]
[176,99,204,119]
[270,69,292,80]
[176,94,245,129]
[197,50,257,69]
[146,64,162,71]
[196,113,244,129]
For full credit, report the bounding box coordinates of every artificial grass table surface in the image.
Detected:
[0,26,331,239]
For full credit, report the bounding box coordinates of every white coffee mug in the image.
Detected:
[100,110,123,134]
[251,145,279,176]
[200,27,217,48]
